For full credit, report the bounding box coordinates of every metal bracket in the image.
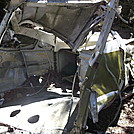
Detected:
[89,91,98,123]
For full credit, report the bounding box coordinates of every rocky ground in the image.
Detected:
[106,96,134,134]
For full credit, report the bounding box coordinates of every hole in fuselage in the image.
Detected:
[28,115,40,124]
[10,109,21,117]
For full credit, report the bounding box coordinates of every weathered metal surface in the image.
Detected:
[74,0,119,132]
[0,0,133,134]
[0,43,54,93]
[89,91,98,123]
[16,1,104,49]
[0,96,79,134]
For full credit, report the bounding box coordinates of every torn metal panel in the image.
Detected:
[14,27,56,46]
[78,31,134,113]
[0,97,79,134]
[75,0,120,131]
[0,43,54,93]
[11,13,70,51]
[12,1,104,49]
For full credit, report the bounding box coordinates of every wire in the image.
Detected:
[84,32,93,50]
[71,69,78,98]
[20,48,34,89]
[66,69,78,125]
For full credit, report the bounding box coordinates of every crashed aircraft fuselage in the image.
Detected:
[0,0,133,134]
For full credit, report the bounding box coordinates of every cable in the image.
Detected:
[84,32,93,50]
[71,69,78,98]
[20,47,34,89]
[67,69,78,125]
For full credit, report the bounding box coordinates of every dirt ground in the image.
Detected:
[106,96,134,134]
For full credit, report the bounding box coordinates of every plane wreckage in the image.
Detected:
[0,0,133,133]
